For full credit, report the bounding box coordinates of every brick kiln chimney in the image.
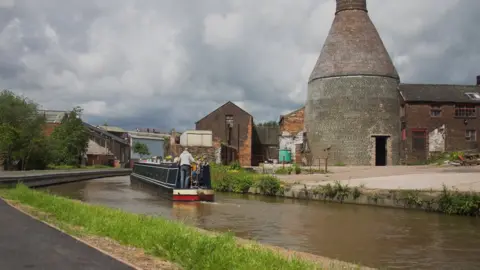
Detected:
[304,0,401,165]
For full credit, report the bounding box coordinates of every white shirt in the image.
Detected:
[179,151,195,166]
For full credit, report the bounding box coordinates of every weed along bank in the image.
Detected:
[0,185,367,270]
[280,180,480,217]
[207,163,480,217]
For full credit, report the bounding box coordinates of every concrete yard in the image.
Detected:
[275,165,480,192]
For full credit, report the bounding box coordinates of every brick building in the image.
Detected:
[39,110,68,136]
[195,101,254,166]
[84,123,130,167]
[278,107,305,164]
[279,107,305,134]
[400,81,480,164]
[252,125,280,164]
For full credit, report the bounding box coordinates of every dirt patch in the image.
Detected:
[82,235,180,270]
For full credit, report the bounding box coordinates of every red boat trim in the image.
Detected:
[172,194,215,202]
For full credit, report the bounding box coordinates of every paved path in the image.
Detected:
[0,199,134,270]
[276,165,480,192]
[317,173,480,192]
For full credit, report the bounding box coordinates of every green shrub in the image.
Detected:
[275,167,289,175]
[211,164,282,195]
[292,163,301,174]
[229,161,242,170]
[254,175,281,196]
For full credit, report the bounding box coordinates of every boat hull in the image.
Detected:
[130,170,215,202]
[172,189,215,202]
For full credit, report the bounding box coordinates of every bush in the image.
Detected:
[292,163,301,174]
[275,167,289,175]
[211,164,283,195]
[255,175,282,196]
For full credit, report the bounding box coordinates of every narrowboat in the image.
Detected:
[130,160,215,202]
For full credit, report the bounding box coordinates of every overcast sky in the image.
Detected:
[0,0,479,131]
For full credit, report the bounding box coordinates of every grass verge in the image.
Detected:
[0,184,323,270]
[47,164,113,170]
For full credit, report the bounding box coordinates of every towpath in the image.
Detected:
[276,165,480,192]
[0,199,134,270]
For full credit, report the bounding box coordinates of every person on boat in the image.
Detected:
[179,148,195,189]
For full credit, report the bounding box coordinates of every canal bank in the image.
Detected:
[253,165,480,216]
[0,168,132,187]
[42,176,480,270]
[0,184,366,270]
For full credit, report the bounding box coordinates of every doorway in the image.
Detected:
[374,136,388,166]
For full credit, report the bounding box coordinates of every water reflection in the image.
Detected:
[42,176,480,270]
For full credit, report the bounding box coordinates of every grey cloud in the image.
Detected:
[0,0,479,131]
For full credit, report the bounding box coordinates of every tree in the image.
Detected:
[133,142,150,158]
[0,90,47,170]
[49,106,89,166]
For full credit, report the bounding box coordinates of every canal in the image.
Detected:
[42,176,480,270]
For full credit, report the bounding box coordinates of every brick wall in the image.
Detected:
[238,116,253,166]
[87,154,113,166]
[295,144,302,164]
[305,76,401,166]
[404,103,480,164]
[195,101,252,166]
[43,123,61,136]
[280,107,305,135]
[171,144,216,163]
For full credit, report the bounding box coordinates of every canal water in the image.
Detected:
[42,176,480,270]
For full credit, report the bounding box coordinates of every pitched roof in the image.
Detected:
[38,110,68,123]
[98,125,126,133]
[195,101,252,124]
[86,139,114,156]
[309,0,398,82]
[83,122,130,146]
[279,106,305,123]
[400,84,480,104]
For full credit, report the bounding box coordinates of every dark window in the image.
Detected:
[412,130,427,151]
[225,115,234,127]
[466,130,477,141]
[455,105,476,118]
[430,105,441,117]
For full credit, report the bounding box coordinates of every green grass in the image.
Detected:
[0,185,319,270]
[47,164,113,170]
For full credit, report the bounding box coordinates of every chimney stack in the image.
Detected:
[476,75,480,86]
[336,0,367,14]
[305,0,401,165]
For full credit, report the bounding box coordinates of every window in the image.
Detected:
[225,115,234,127]
[430,105,442,117]
[412,130,427,151]
[454,105,476,118]
[466,130,477,141]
